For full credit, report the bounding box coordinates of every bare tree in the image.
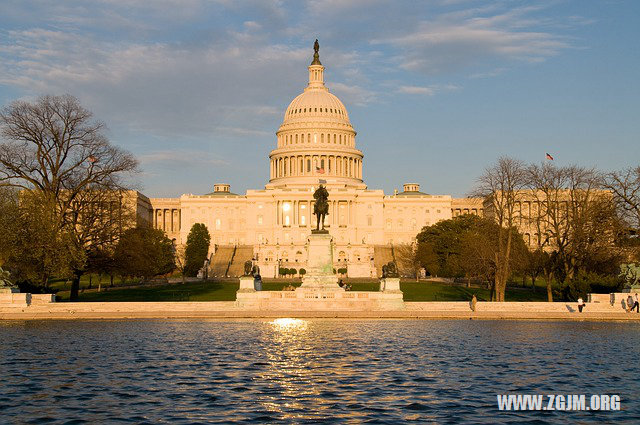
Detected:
[473,157,527,301]
[0,95,139,299]
[174,243,188,284]
[605,166,640,231]
[526,162,571,301]
[526,162,616,300]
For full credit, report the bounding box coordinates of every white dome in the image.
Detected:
[268,42,364,189]
[282,90,351,127]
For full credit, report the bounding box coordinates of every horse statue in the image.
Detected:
[313,184,329,232]
[0,267,15,288]
[382,261,399,278]
[620,263,640,289]
[243,260,253,276]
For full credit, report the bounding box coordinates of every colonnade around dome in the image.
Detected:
[270,154,362,180]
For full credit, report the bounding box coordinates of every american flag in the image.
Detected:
[545,153,554,161]
[315,166,325,174]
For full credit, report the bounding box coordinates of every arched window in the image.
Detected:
[338,251,347,262]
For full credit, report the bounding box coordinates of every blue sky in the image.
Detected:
[1,0,638,198]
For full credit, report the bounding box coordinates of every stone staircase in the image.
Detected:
[373,245,395,277]
[227,245,254,277]
[209,246,235,277]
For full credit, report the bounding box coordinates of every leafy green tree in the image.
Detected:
[416,214,486,277]
[4,191,82,289]
[184,223,211,277]
[114,227,174,280]
[418,214,528,300]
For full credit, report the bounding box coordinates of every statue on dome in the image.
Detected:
[313,184,329,232]
[311,39,321,65]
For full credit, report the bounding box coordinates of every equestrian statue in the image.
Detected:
[313,184,329,232]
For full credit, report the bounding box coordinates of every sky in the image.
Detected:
[1,0,638,198]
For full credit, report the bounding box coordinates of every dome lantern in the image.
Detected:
[307,39,326,92]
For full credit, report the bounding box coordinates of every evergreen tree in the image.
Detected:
[184,223,211,277]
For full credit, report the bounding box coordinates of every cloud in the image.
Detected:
[139,150,228,167]
[396,84,460,95]
[0,28,308,138]
[330,82,376,106]
[397,85,435,95]
[373,4,571,75]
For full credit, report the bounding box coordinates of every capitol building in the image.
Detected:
[149,44,482,278]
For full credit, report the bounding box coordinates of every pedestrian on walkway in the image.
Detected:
[577,297,585,313]
[470,294,477,312]
[631,292,640,313]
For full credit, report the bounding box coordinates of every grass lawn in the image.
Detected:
[49,274,142,293]
[58,280,238,302]
[401,281,548,302]
[56,277,548,302]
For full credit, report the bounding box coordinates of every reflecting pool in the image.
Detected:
[1,320,638,424]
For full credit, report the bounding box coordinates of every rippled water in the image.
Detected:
[1,320,639,424]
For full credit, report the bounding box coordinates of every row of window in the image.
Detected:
[288,106,345,116]
[279,132,354,147]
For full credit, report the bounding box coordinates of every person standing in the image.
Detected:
[577,297,585,313]
[633,293,640,313]
[470,294,477,312]
[627,295,634,313]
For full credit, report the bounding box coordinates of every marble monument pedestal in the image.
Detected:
[236,231,404,311]
[238,276,255,292]
[0,287,55,306]
[299,232,340,289]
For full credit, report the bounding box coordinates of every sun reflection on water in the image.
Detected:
[269,318,308,332]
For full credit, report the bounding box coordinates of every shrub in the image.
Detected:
[563,271,624,301]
